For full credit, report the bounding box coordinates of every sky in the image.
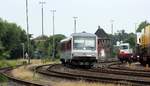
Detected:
[0,0,150,38]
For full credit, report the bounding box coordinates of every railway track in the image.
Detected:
[87,63,150,80]
[35,62,150,86]
[0,66,44,86]
[108,63,150,72]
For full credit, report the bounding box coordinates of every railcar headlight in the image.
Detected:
[92,54,96,56]
[86,55,92,56]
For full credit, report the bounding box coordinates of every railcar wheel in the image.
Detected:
[119,58,123,63]
[139,58,146,66]
[60,59,65,65]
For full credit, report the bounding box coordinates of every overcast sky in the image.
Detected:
[0,0,150,37]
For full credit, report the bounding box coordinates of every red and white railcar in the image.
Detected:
[118,43,133,62]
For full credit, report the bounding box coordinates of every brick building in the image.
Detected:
[95,26,111,60]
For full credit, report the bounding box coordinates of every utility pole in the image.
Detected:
[26,0,30,64]
[39,1,46,36]
[135,23,137,42]
[134,23,138,54]
[73,17,78,33]
[110,20,114,58]
[51,10,56,60]
[110,20,114,35]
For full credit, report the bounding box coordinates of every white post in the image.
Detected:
[26,0,30,64]
[51,10,56,60]
[73,17,78,33]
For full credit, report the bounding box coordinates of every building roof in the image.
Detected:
[61,32,96,43]
[95,26,109,39]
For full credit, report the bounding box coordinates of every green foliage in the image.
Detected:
[110,30,136,48]
[32,34,66,59]
[0,60,24,82]
[47,34,66,59]
[0,74,8,82]
[124,33,136,48]
[136,20,150,32]
[0,18,27,59]
[0,60,20,68]
[9,45,22,59]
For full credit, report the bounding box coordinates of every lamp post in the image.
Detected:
[39,1,46,36]
[73,17,78,33]
[135,23,137,51]
[51,10,56,60]
[110,20,114,35]
[25,0,30,64]
[21,43,25,60]
[110,20,114,58]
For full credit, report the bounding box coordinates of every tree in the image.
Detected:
[0,18,27,59]
[46,34,66,58]
[110,30,136,48]
[32,34,65,59]
[124,33,136,48]
[136,21,150,32]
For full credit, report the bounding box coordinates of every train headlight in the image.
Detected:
[86,55,92,56]
[92,54,96,56]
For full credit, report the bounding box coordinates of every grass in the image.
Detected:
[10,59,130,86]
[11,65,39,81]
[0,74,8,82]
[0,59,23,83]
[11,59,57,81]
[0,59,133,86]
[0,59,23,68]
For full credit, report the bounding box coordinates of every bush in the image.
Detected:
[0,74,8,82]
[0,60,21,68]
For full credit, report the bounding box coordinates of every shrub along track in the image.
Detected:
[0,66,44,86]
[36,62,150,86]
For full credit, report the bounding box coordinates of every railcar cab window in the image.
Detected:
[73,37,96,50]
[120,45,128,50]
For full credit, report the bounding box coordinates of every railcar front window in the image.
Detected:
[74,38,84,50]
[73,37,96,50]
[120,45,128,50]
[85,38,95,50]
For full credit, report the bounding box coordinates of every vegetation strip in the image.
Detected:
[0,65,45,86]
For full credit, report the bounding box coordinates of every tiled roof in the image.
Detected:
[95,26,109,39]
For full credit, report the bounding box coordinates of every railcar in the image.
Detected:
[137,25,150,65]
[118,43,133,63]
[60,32,98,67]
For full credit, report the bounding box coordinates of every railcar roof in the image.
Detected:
[120,43,129,46]
[60,32,96,43]
[60,37,71,43]
[71,32,96,37]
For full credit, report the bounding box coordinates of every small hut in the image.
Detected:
[95,26,111,60]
